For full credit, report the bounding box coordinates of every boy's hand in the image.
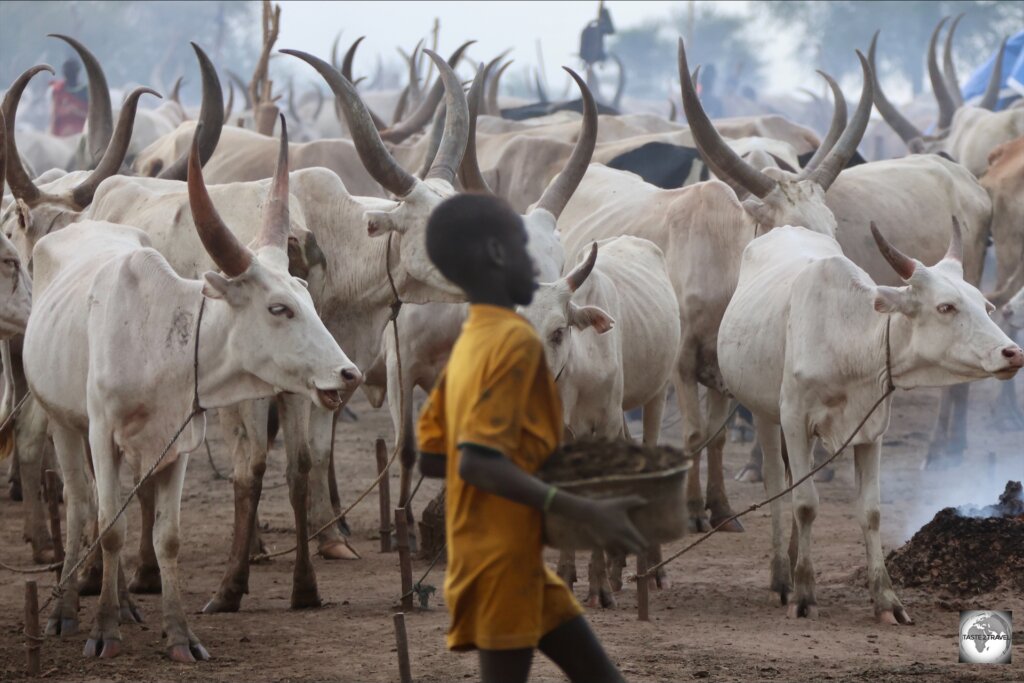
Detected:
[580,496,648,556]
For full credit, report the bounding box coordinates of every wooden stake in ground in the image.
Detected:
[376,438,392,552]
[396,506,414,610]
[636,554,649,621]
[44,470,64,576]
[249,0,282,135]
[393,612,412,683]
[24,580,40,676]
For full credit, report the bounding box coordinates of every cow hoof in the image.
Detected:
[688,515,711,533]
[786,601,818,619]
[319,539,359,560]
[120,602,144,624]
[291,584,323,609]
[877,607,913,625]
[201,594,241,614]
[733,463,763,483]
[84,637,122,659]
[652,571,671,590]
[168,644,196,663]
[46,615,79,637]
[709,515,744,532]
[128,565,162,594]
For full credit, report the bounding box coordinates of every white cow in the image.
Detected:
[0,114,32,337]
[519,237,680,607]
[717,220,1023,624]
[24,132,361,662]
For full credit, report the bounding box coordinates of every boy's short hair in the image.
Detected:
[426,193,524,289]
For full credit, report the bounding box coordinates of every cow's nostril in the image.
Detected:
[1002,347,1023,359]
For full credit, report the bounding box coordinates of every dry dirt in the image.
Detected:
[2,380,1023,683]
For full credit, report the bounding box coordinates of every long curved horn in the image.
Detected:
[868,31,925,146]
[487,60,513,117]
[158,42,224,181]
[422,49,469,186]
[870,221,916,281]
[227,69,252,110]
[381,40,474,143]
[169,76,184,105]
[418,102,446,179]
[255,114,290,251]
[535,67,597,219]
[49,35,112,167]
[798,70,847,176]
[808,51,872,191]
[187,124,252,277]
[610,52,626,110]
[945,215,963,263]
[224,81,235,122]
[391,85,411,125]
[943,14,965,107]
[282,48,417,197]
[398,39,425,106]
[458,62,494,194]
[2,65,54,206]
[341,36,365,82]
[566,243,598,292]
[330,30,343,70]
[927,17,957,130]
[71,87,161,208]
[678,38,776,199]
[979,36,1008,111]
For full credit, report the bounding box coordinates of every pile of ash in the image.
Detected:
[886,481,1024,596]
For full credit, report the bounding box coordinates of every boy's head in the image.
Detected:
[426,194,538,306]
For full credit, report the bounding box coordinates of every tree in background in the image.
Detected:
[759,0,1023,97]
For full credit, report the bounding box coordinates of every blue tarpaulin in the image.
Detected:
[961,30,1024,111]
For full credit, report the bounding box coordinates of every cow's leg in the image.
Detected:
[388,346,419,553]
[607,550,625,592]
[83,425,124,659]
[307,404,357,561]
[735,442,764,483]
[755,415,790,605]
[779,415,818,619]
[6,445,20,500]
[646,545,667,589]
[153,453,209,662]
[116,560,143,624]
[556,549,577,589]
[128,477,161,594]
[674,372,709,532]
[279,395,323,608]
[922,387,954,468]
[202,401,269,613]
[17,398,54,562]
[705,391,742,531]
[854,442,912,625]
[45,425,91,637]
[586,549,615,608]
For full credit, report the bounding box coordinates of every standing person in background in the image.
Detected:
[50,58,88,137]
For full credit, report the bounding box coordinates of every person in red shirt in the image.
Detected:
[50,58,89,137]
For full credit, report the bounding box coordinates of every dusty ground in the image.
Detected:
[2,380,1023,683]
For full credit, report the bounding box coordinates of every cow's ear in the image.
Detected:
[366,211,399,237]
[569,303,615,333]
[202,271,250,306]
[873,286,914,315]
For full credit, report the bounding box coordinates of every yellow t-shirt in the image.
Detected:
[417,304,582,651]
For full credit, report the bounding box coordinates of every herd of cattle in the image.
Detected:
[1,9,1023,665]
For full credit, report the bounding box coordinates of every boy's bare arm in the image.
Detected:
[458,444,648,556]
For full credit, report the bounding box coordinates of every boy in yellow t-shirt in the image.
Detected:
[417,194,647,683]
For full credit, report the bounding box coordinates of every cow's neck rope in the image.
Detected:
[27,294,209,613]
[640,317,896,581]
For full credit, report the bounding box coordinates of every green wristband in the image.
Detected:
[543,485,558,513]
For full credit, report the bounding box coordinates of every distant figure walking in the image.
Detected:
[50,58,88,137]
[579,3,615,67]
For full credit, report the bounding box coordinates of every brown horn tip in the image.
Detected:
[566,243,598,292]
[187,123,252,277]
[2,64,57,206]
[49,34,112,167]
[342,36,366,82]
[422,47,470,186]
[808,50,873,192]
[979,35,1008,111]
[870,221,916,280]
[927,16,957,130]
[256,114,291,251]
[158,42,224,180]
[868,30,925,147]
[458,61,495,194]
[534,66,597,219]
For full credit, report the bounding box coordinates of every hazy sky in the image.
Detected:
[275,1,792,96]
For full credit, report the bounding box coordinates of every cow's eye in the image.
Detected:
[549,329,564,346]
[268,304,294,318]
[3,258,17,269]
[937,303,956,314]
